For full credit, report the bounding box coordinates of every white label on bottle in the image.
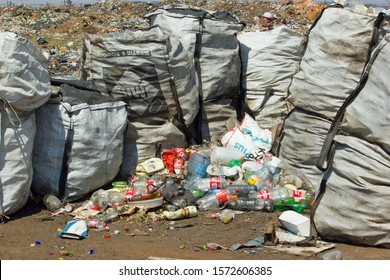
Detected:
[209,177,221,189]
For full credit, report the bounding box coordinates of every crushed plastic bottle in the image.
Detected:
[218,208,235,224]
[196,190,238,211]
[162,177,196,209]
[87,208,119,229]
[227,197,274,212]
[187,176,232,192]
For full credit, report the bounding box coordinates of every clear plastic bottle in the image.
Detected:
[209,146,244,165]
[107,190,126,207]
[43,194,62,212]
[248,187,291,201]
[279,174,303,188]
[130,174,165,194]
[227,197,274,212]
[196,189,237,211]
[87,208,119,229]
[90,189,109,211]
[247,166,273,189]
[224,184,257,197]
[187,177,232,192]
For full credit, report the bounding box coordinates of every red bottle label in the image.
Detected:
[258,190,271,199]
[209,177,221,189]
[292,190,303,198]
[125,188,135,200]
[215,190,228,204]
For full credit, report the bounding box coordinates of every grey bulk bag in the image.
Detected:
[80,26,197,176]
[32,80,128,201]
[145,4,244,101]
[238,26,304,129]
[0,109,35,218]
[0,32,51,113]
[311,32,390,248]
[80,25,199,135]
[277,6,388,191]
[145,4,245,142]
[0,32,51,218]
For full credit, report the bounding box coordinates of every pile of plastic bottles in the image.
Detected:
[82,144,316,228]
[183,145,316,214]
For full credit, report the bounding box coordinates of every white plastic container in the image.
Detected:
[210,146,245,165]
[278,210,310,237]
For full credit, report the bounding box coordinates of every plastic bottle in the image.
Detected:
[323,250,343,260]
[43,194,62,212]
[248,187,291,201]
[273,197,308,213]
[90,189,109,211]
[130,174,165,194]
[87,208,119,229]
[196,189,238,211]
[279,174,303,189]
[187,177,232,192]
[107,190,126,207]
[162,177,196,209]
[227,197,274,212]
[247,166,273,189]
[209,146,244,165]
[186,152,211,180]
[224,184,257,197]
[218,208,235,224]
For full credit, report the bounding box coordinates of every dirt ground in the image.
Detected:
[1,196,389,261]
[1,0,389,263]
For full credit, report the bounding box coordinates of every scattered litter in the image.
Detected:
[230,236,265,251]
[57,220,88,240]
[262,229,335,257]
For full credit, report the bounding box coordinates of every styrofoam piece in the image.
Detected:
[278,210,310,237]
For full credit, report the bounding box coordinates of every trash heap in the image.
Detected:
[52,114,316,237]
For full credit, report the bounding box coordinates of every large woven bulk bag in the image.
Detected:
[32,81,128,201]
[145,4,244,102]
[145,4,244,142]
[238,26,304,129]
[277,109,332,188]
[312,33,390,248]
[80,25,198,133]
[277,7,388,191]
[0,110,35,218]
[0,32,51,113]
[0,32,51,218]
